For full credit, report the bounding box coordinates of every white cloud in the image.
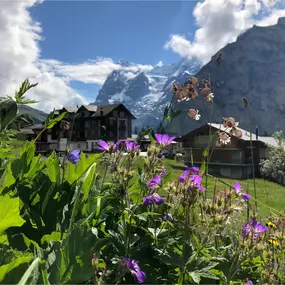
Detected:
[0,0,87,113]
[0,1,153,113]
[164,0,285,64]
[40,58,153,85]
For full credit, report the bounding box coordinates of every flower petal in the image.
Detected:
[98,140,109,151]
[234,182,241,193]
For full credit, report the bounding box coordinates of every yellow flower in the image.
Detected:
[269,239,279,247]
[266,221,277,229]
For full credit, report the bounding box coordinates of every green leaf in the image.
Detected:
[170,109,183,119]
[41,232,64,245]
[163,104,170,118]
[189,272,201,284]
[148,132,155,145]
[2,164,16,190]
[45,111,67,129]
[0,195,25,233]
[0,255,33,282]
[200,160,206,174]
[44,152,60,183]
[166,115,171,123]
[14,79,38,105]
[0,97,18,130]
[202,147,209,158]
[17,257,40,285]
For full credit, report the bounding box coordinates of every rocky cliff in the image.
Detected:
[167,18,285,136]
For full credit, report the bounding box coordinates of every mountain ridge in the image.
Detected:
[167,17,285,136]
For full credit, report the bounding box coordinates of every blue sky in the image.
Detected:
[30,1,197,101]
[1,0,284,112]
[31,1,197,65]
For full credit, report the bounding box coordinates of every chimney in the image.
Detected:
[256,126,259,141]
[100,107,104,116]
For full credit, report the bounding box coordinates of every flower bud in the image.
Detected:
[92,253,99,267]
[242,97,248,107]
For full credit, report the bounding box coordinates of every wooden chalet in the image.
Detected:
[179,123,278,179]
[24,104,136,153]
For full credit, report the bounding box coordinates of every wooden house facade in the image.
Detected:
[25,104,135,153]
[179,123,277,179]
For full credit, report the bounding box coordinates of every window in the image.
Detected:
[85,120,90,128]
[109,118,116,126]
[91,142,95,150]
[86,142,88,150]
[110,131,113,138]
[113,110,118,117]
[119,111,125,118]
[77,144,81,149]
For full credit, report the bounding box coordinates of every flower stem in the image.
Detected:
[248,103,257,214]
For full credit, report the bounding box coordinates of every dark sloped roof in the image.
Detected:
[26,124,45,130]
[81,105,99,112]
[19,128,35,135]
[90,104,120,117]
[90,104,136,119]
[63,107,78,113]
[182,123,278,147]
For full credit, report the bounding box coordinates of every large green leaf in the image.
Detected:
[0,195,25,233]
[17,257,40,285]
[44,152,60,184]
[0,255,33,282]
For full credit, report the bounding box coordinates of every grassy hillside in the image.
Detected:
[100,156,285,218]
[18,105,47,124]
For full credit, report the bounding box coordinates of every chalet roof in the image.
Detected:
[207,123,278,147]
[90,104,136,119]
[26,124,45,130]
[19,128,34,135]
[56,103,135,119]
[63,107,78,113]
[81,105,99,112]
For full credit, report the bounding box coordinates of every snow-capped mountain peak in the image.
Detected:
[91,59,201,128]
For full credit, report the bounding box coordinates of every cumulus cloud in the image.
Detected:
[40,58,153,85]
[164,0,285,64]
[0,1,153,113]
[0,0,87,113]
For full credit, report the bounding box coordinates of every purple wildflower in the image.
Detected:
[143,195,153,206]
[234,182,241,193]
[158,150,169,159]
[241,193,251,202]
[153,193,165,205]
[98,140,110,151]
[147,175,161,194]
[123,258,146,283]
[125,140,140,152]
[242,219,268,237]
[162,213,173,222]
[179,170,189,183]
[191,174,202,185]
[246,279,253,285]
[161,169,166,177]
[143,193,165,206]
[98,140,122,152]
[154,134,176,146]
[67,150,81,164]
[190,175,206,191]
[184,165,200,175]
[114,140,122,150]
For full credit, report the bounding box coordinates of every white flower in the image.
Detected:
[207,93,214,103]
